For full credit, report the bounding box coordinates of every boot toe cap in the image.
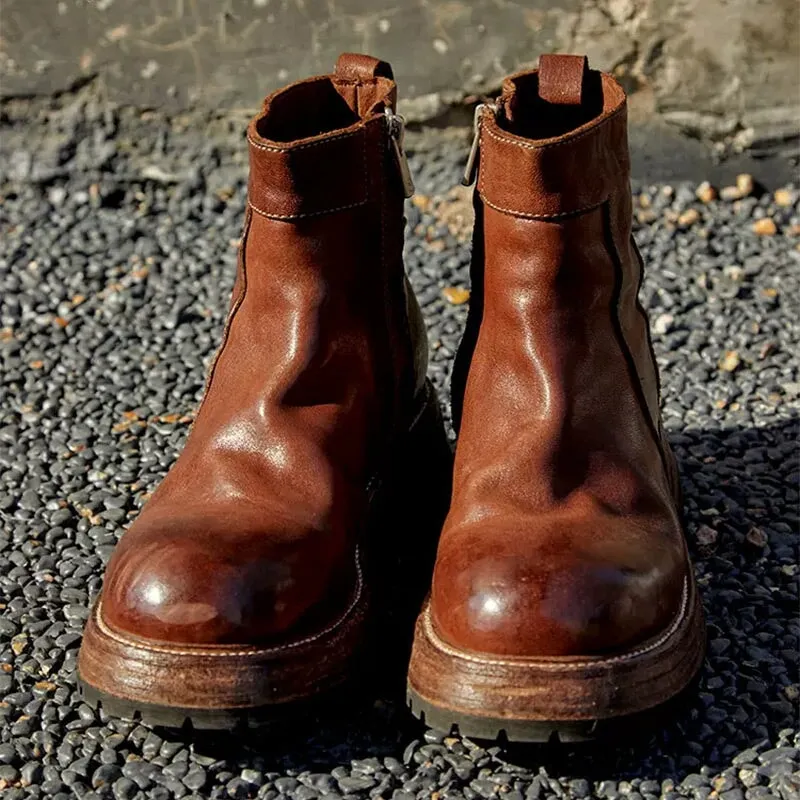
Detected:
[100,517,347,646]
[430,523,686,658]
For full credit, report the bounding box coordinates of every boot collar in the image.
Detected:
[246,58,397,221]
[477,66,629,219]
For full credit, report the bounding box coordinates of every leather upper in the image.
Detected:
[433,55,689,659]
[101,54,427,646]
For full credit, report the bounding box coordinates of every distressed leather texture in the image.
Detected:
[537,53,588,106]
[100,54,428,646]
[434,55,690,659]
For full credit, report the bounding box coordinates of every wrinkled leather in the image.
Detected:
[101,54,428,646]
[432,56,690,659]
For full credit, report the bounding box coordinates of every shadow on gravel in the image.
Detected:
[145,418,798,782]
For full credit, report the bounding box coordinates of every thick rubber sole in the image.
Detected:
[406,575,706,743]
[406,679,702,745]
[77,577,369,730]
[78,380,452,730]
[78,679,331,731]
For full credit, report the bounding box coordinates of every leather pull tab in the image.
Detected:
[538,54,588,105]
[334,52,394,82]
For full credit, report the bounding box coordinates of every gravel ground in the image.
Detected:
[1,88,799,799]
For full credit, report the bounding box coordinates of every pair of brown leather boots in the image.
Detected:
[77,52,705,742]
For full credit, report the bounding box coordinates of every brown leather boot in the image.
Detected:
[78,53,451,729]
[407,54,705,742]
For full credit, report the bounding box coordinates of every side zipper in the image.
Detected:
[462,102,497,186]
[384,107,415,198]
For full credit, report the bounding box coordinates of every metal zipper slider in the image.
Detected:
[385,107,415,198]
[462,102,496,186]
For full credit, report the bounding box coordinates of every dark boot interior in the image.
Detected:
[255,76,394,143]
[499,69,607,140]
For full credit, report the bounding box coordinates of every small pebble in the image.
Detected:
[752,218,777,236]
[695,524,719,548]
[678,208,701,227]
[442,286,470,305]
[745,527,768,549]
[719,350,741,372]
[653,313,675,335]
[696,181,717,203]
[736,173,755,197]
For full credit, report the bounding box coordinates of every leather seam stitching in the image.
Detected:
[95,547,364,658]
[476,122,608,218]
[479,193,605,219]
[631,236,664,410]
[248,127,370,219]
[379,117,394,445]
[423,576,690,669]
[480,103,625,152]
[247,126,366,153]
[362,380,432,498]
[333,77,381,86]
[408,379,433,430]
[191,208,252,422]
[248,198,368,220]
[603,200,673,484]
[477,128,484,195]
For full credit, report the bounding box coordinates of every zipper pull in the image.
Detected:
[385,108,415,198]
[462,102,496,186]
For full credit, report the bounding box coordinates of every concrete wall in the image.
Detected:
[1,0,798,146]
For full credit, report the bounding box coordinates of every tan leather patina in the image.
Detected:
[408,54,704,738]
[78,54,449,725]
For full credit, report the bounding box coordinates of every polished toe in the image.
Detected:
[430,517,686,658]
[101,511,347,645]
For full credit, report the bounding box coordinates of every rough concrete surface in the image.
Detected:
[1,0,799,149]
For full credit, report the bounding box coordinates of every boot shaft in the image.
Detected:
[199,55,427,465]
[452,55,676,510]
[153,55,428,514]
